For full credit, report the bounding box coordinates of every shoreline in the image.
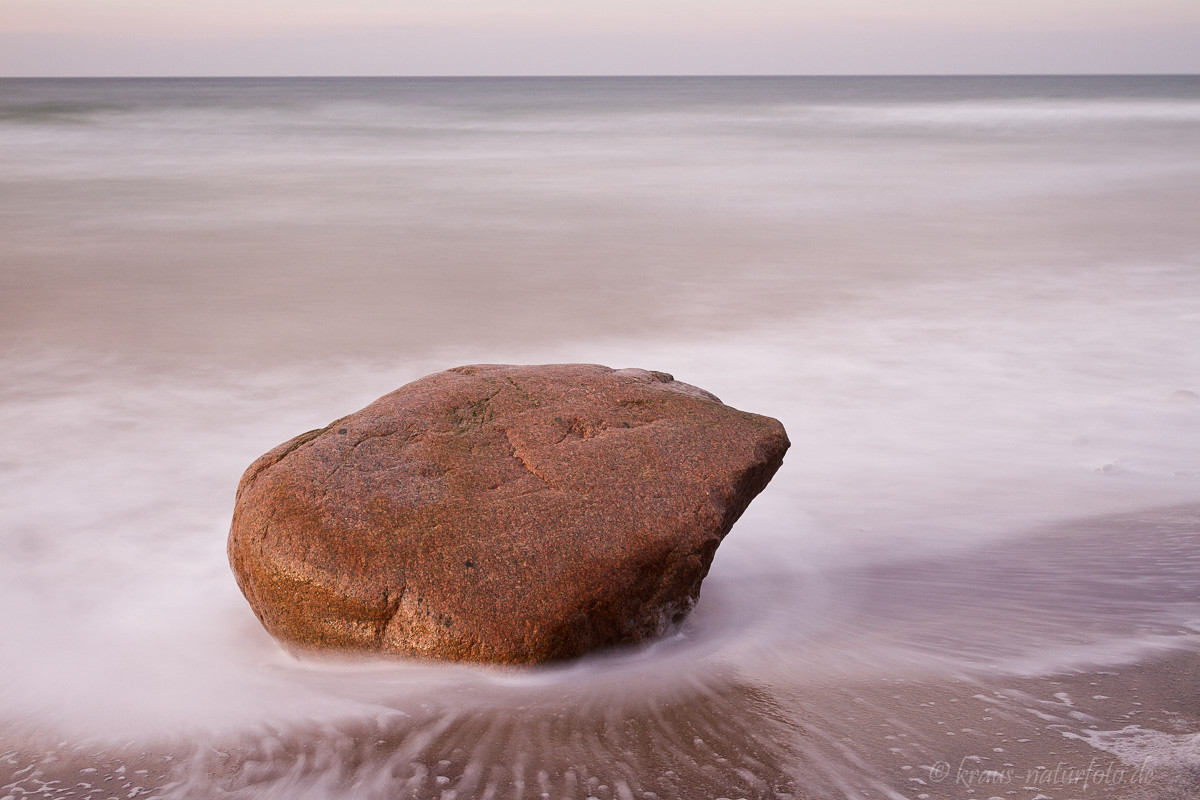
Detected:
[4,503,1199,798]
[4,640,1197,799]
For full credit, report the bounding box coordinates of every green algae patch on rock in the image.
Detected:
[227,364,789,664]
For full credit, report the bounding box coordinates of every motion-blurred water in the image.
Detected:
[2,76,1200,799]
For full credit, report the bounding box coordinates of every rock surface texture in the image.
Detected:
[228,364,789,664]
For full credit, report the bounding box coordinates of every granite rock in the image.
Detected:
[228,364,789,664]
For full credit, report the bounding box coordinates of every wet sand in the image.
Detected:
[3,649,1197,799]
[4,505,1198,800]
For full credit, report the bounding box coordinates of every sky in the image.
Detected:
[2,0,1199,76]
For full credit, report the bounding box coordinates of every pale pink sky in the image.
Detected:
[2,0,1198,76]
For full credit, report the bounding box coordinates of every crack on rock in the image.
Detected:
[241,427,323,489]
[350,429,406,450]
[451,389,501,432]
[502,375,541,407]
[501,427,558,490]
[374,585,406,648]
[276,428,323,459]
[551,415,656,444]
[326,428,413,481]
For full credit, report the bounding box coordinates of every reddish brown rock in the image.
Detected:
[228,364,789,664]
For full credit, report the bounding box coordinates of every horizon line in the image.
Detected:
[3,72,1198,80]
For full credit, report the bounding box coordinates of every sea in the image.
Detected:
[2,76,1200,799]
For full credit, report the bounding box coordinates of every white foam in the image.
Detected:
[3,325,1200,737]
[1072,725,1200,768]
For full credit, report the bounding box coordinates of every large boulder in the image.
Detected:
[228,364,789,664]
